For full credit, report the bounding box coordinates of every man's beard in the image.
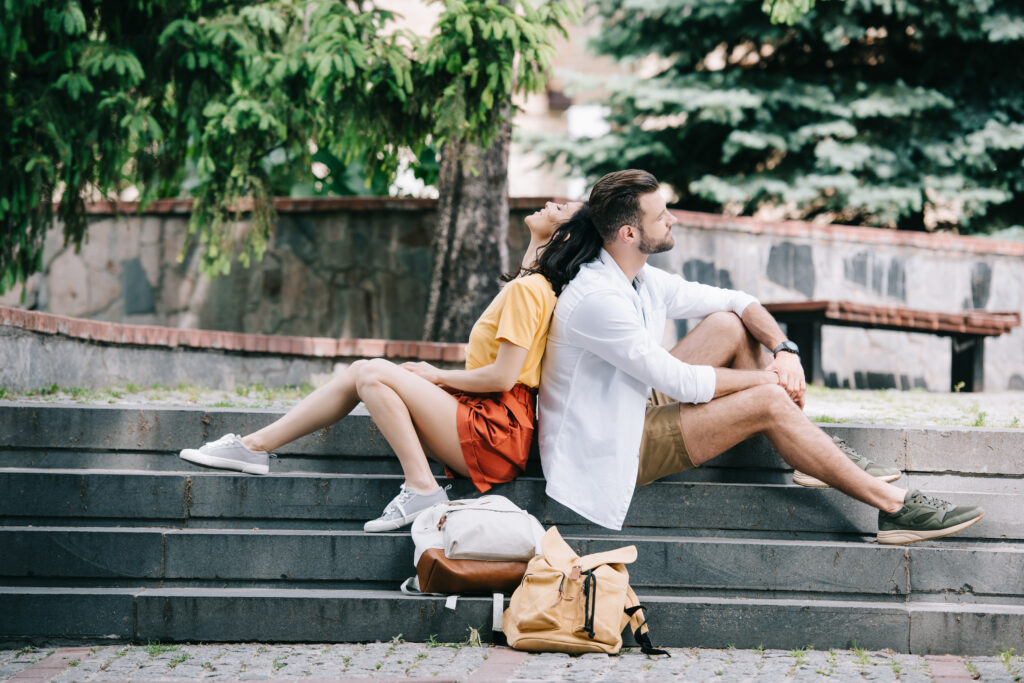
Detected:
[638,226,674,255]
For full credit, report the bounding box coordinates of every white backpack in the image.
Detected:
[410,494,544,566]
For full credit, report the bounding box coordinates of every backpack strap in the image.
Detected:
[578,545,637,571]
[624,587,670,657]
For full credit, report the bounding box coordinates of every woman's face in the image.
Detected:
[525,201,584,241]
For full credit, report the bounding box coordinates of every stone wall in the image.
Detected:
[652,212,1024,392]
[1,197,540,341]
[3,198,1023,391]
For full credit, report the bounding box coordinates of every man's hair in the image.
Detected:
[588,169,660,242]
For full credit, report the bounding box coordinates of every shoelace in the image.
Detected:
[832,436,864,464]
[383,485,416,515]
[207,433,241,448]
[907,491,953,511]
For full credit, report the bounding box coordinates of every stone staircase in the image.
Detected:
[1,402,1022,654]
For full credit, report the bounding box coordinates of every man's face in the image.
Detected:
[636,191,676,255]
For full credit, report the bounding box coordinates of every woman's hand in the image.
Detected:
[401,361,445,386]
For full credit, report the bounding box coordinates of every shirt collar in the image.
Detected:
[598,248,647,292]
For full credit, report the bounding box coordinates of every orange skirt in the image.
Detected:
[446,383,537,493]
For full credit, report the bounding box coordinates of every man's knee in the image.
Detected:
[704,311,743,334]
[737,383,796,425]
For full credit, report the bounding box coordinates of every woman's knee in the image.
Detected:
[355,358,397,390]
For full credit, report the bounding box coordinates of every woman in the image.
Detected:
[180,200,584,532]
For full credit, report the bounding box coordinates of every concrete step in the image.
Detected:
[0,468,1017,539]
[4,526,1023,602]
[2,586,1021,655]
[3,403,1023,476]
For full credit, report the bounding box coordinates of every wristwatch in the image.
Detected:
[772,340,799,357]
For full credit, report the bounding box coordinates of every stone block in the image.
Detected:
[122,257,155,315]
[162,530,412,582]
[86,259,122,315]
[909,603,1024,655]
[640,595,910,651]
[135,589,494,643]
[0,470,188,522]
[0,528,163,579]
[575,536,910,596]
[0,587,135,639]
[905,427,1024,475]
[909,545,1024,597]
[46,250,90,317]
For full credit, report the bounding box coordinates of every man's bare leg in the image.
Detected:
[668,311,767,370]
[676,384,906,513]
[665,314,903,511]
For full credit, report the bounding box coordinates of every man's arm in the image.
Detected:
[655,272,804,404]
[567,292,781,404]
[740,302,806,407]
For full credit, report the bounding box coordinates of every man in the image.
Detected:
[538,169,984,543]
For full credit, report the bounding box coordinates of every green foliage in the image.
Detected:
[1,0,576,290]
[545,0,1023,234]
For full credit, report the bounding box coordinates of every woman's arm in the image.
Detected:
[402,341,529,394]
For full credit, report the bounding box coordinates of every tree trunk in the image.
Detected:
[422,120,511,342]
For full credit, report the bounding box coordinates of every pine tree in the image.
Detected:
[549,0,1024,232]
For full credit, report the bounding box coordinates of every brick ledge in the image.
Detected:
[78,196,558,215]
[0,306,467,363]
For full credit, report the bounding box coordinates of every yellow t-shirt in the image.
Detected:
[464,273,557,389]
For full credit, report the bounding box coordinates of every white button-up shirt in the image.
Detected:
[538,249,758,529]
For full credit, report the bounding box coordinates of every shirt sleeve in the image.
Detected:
[495,276,549,350]
[565,290,717,404]
[648,268,758,320]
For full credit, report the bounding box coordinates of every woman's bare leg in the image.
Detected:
[355,358,470,493]
[242,360,368,453]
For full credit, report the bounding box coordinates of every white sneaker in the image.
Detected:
[363,484,450,532]
[179,434,273,475]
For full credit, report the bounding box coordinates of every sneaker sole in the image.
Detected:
[180,449,269,475]
[363,508,428,533]
[792,470,902,488]
[876,510,985,546]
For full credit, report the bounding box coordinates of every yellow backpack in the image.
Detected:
[502,526,668,656]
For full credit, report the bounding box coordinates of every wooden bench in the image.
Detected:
[763,301,1021,392]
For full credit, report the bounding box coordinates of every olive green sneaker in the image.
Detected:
[793,435,902,488]
[877,489,984,545]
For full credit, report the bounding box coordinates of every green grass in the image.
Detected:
[851,641,871,669]
[144,641,181,657]
[168,653,189,669]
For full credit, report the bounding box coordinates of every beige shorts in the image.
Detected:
[636,389,695,487]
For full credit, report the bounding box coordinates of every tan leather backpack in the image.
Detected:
[502,526,668,656]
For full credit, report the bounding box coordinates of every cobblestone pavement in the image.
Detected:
[1,643,1021,682]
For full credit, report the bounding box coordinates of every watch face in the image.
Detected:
[775,341,799,355]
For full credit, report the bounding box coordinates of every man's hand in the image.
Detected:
[766,352,806,408]
[401,361,444,386]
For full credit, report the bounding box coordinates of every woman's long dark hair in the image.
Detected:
[504,204,603,295]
